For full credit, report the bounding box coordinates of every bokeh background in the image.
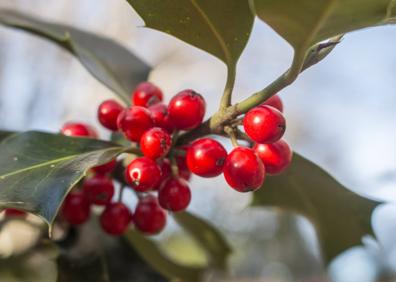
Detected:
[0,1,396,281]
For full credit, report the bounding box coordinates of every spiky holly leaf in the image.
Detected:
[252,0,396,62]
[126,0,254,69]
[0,9,150,104]
[0,132,125,229]
[252,153,381,263]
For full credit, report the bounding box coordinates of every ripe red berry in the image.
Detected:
[117,106,154,142]
[262,95,283,112]
[125,157,161,192]
[168,90,206,130]
[223,147,265,192]
[98,99,124,131]
[133,195,166,235]
[186,138,227,178]
[159,178,191,212]
[83,175,114,205]
[253,139,292,175]
[61,122,98,138]
[140,127,172,160]
[100,202,132,236]
[4,208,26,217]
[243,105,286,143]
[132,82,163,107]
[61,192,90,225]
[92,159,117,175]
[149,103,175,133]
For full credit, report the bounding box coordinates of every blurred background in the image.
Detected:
[0,1,396,281]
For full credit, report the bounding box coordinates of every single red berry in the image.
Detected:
[159,178,191,212]
[133,195,166,235]
[61,192,90,225]
[140,127,172,160]
[98,99,124,131]
[149,103,175,133]
[223,147,265,192]
[253,139,292,175]
[186,138,227,178]
[100,202,132,236]
[132,82,163,107]
[261,95,283,112]
[117,106,154,142]
[125,157,161,192]
[92,159,117,175]
[153,159,172,190]
[243,105,286,143]
[4,208,26,217]
[61,122,98,138]
[83,175,114,205]
[168,90,206,130]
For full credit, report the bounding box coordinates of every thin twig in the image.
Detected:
[224,126,239,147]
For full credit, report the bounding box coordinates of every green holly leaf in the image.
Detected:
[125,230,204,282]
[173,211,232,270]
[0,131,125,229]
[252,0,396,59]
[126,0,254,69]
[0,9,150,104]
[252,153,381,263]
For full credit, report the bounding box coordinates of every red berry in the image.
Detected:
[61,192,90,225]
[149,103,175,133]
[168,90,206,130]
[186,138,227,178]
[159,178,191,212]
[125,157,161,192]
[132,82,163,107]
[100,202,132,236]
[117,106,154,142]
[140,127,172,160]
[253,139,292,175]
[4,208,26,217]
[92,159,117,175]
[61,122,98,138]
[223,147,265,192]
[133,195,166,235]
[262,95,283,112]
[243,105,286,143]
[98,99,124,131]
[83,175,114,205]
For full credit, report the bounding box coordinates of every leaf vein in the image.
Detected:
[189,0,232,65]
[0,146,123,179]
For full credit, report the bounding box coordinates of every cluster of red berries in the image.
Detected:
[57,81,292,236]
[226,95,292,192]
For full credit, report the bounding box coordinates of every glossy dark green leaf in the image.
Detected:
[0,131,125,228]
[173,211,231,269]
[125,230,204,282]
[0,9,150,103]
[252,0,396,57]
[252,153,381,263]
[127,0,254,68]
